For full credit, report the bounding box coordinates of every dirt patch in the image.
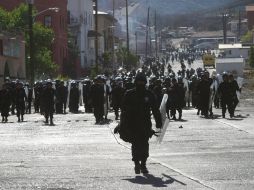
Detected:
[240,69,254,107]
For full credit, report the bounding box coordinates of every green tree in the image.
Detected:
[249,46,254,68]
[102,51,112,68]
[63,32,79,79]
[116,48,139,71]
[0,4,57,80]
[241,30,253,43]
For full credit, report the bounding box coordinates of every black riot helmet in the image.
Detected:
[134,72,147,84]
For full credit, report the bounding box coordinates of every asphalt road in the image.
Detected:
[0,102,253,190]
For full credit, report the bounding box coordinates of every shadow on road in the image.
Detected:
[123,173,186,187]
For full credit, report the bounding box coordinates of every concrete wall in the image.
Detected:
[215,58,245,77]
[222,48,250,60]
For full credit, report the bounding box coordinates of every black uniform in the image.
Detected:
[120,73,162,174]
[26,86,33,114]
[15,84,27,122]
[42,83,55,125]
[196,77,210,117]
[218,78,234,118]
[69,83,80,113]
[83,81,93,113]
[166,79,185,120]
[0,85,11,122]
[55,83,68,114]
[90,81,104,124]
[229,78,240,116]
[34,83,43,113]
[111,83,124,120]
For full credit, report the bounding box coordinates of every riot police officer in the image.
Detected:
[120,72,162,174]
[15,81,27,122]
[111,77,124,120]
[90,76,105,124]
[218,73,234,118]
[55,81,68,114]
[0,83,11,122]
[42,80,55,125]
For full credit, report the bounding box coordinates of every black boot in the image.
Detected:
[21,115,24,122]
[178,113,182,120]
[18,116,20,122]
[134,161,141,174]
[45,117,49,124]
[141,161,149,174]
[50,118,54,125]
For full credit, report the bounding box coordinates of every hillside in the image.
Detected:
[98,0,253,15]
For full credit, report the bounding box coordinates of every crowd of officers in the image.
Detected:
[0,65,242,175]
[0,67,241,125]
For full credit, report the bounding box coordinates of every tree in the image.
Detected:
[0,4,57,80]
[116,48,139,71]
[249,46,254,68]
[62,32,79,79]
[241,30,253,43]
[102,51,112,68]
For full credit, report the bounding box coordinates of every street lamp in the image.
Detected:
[33,7,59,21]
[27,0,59,84]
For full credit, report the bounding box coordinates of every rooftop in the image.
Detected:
[191,30,236,38]
[219,44,243,49]
[216,58,245,63]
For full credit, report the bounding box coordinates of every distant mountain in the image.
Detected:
[98,0,253,15]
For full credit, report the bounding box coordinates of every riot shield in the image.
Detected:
[157,93,170,143]
[156,118,170,143]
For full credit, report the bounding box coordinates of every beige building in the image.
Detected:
[96,11,116,55]
[0,32,26,88]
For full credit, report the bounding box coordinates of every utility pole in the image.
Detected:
[238,10,241,42]
[126,0,129,53]
[135,31,137,56]
[155,10,158,59]
[222,13,228,44]
[145,7,150,60]
[95,0,99,73]
[28,0,34,85]
[112,0,115,70]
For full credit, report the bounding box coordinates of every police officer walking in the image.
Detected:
[42,80,55,125]
[120,72,162,174]
[111,77,124,120]
[55,81,68,114]
[90,76,105,124]
[0,83,11,122]
[218,73,234,118]
[15,81,27,122]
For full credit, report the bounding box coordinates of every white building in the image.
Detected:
[218,44,250,61]
[67,0,94,68]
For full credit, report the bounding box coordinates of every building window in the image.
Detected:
[44,15,52,27]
